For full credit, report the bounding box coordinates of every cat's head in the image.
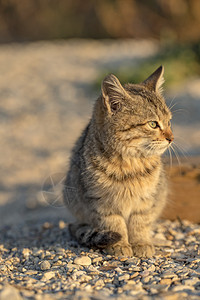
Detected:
[97,66,173,157]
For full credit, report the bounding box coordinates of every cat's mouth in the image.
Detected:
[142,140,169,155]
[123,140,170,157]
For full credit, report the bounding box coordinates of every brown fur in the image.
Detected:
[63,66,173,257]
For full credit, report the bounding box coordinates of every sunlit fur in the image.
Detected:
[63,66,174,257]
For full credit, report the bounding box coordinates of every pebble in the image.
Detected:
[93,257,103,263]
[118,274,130,281]
[130,272,139,278]
[160,278,172,285]
[149,284,169,293]
[142,276,151,283]
[0,285,22,300]
[182,278,199,285]
[25,270,38,275]
[172,285,195,292]
[161,271,177,278]
[41,271,55,281]
[140,270,150,277]
[147,265,156,272]
[74,256,92,266]
[22,248,31,259]
[124,258,140,265]
[175,233,185,240]
[40,260,51,270]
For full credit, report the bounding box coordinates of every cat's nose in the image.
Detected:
[163,130,174,143]
[166,135,174,143]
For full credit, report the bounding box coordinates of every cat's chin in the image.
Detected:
[151,145,169,156]
[121,146,166,158]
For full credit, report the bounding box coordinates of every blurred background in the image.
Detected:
[1,0,200,42]
[0,0,200,226]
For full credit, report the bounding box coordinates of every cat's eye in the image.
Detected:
[148,121,158,129]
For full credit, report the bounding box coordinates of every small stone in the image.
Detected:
[22,248,31,259]
[0,265,7,272]
[129,290,143,296]
[74,256,91,266]
[42,222,53,229]
[95,279,104,286]
[25,270,38,275]
[41,271,55,281]
[73,270,85,277]
[120,257,129,262]
[172,285,195,292]
[126,280,136,285]
[177,271,189,278]
[175,233,185,240]
[0,285,22,300]
[149,284,169,292]
[93,257,103,263]
[118,274,130,281]
[58,220,66,229]
[130,272,139,279]
[147,265,156,272]
[166,234,174,241]
[160,278,172,285]
[142,276,151,283]
[133,282,143,291]
[182,278,199,285]
[161,271,176,278]
[154,233,166,240]
[140,270,150,277]
[125,257,140,265]
[114,267,123,273]
[40,260,51,270]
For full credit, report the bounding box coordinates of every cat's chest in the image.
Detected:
[114,180,157,216]
[90,157,161,220]
[96,174,159,220]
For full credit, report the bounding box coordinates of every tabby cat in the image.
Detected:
[63,66,173,257]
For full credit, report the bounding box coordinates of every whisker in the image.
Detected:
[168,97,177,110]
[169,102,179,111]
[171,108,188,115]
[168,146,173,169]
[170,143,181,169]
[174,136,190,150]
[174,140,188,152]
[173,142,188,160]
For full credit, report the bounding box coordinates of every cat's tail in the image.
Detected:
[68,223,121,248]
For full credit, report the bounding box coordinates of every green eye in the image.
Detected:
[148,121,158,129]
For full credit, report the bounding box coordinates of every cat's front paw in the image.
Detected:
[132,243,155,258]
[106,243,133,257]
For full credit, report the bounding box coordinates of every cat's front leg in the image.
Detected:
[102,214,133,257]
[128,213,155,258]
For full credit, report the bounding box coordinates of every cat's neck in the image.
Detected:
[110,154,161,173]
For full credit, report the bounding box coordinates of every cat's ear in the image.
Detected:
[142,65,165,94]
[101,74,126,113]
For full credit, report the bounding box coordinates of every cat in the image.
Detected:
[63,66,173,257]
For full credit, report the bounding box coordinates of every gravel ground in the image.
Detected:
[0,219,200,299]
[0,39,200,299]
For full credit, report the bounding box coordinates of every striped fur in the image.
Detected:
[68,223,121,248]
[63,66,173,257]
